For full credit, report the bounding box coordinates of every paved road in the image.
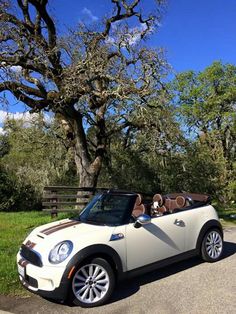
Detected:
[1,228,236,314]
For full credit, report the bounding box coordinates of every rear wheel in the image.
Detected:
[201,229,223,262]
[70,257,115,307]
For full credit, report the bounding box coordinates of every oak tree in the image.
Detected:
[0,0,167,187]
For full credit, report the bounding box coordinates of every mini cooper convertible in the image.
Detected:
[17,190,224,307]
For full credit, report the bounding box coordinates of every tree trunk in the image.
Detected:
[75,160,101,188]
[73,122,103,188]
[58,106,105,189]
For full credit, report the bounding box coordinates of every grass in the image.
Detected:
[0,206,235,296]
[214,203,236,227]
[0,211,71,296]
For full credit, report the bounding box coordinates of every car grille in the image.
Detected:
[20,245,43,267]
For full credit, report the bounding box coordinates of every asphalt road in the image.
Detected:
[1,227,236,314]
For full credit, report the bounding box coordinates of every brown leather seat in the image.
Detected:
[164,198,176,213]
[132,194,145,217]
[152,194,167,215]
[165,196,186,213]
[176,196,186,208]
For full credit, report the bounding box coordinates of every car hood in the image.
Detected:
[23,219,115,266]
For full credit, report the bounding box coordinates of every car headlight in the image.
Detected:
[49,241,73,264]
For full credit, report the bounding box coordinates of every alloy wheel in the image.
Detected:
[205,230,223,259]
[72,263,110,304]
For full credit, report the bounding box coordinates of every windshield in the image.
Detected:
[79,193,133,226]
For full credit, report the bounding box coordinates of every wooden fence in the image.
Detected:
[42,186,108,216]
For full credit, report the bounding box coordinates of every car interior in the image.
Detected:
[132,193,211,218]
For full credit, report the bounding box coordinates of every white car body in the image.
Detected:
[17,191,223,306]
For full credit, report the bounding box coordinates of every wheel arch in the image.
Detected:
[65,244,124,281]
[196,219,223,253]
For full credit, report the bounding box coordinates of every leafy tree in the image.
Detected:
[0,133,10,158]
[98,98,186,194]
[0,115,77,206]
[0,164,41,211]
[172,61,236,202]
[0,0,167,187]
[173,61,236,164]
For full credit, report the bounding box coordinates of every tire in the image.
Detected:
[69,257,115,307]
[201,228,223,262]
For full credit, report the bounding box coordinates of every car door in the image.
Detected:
[125,212,187,271]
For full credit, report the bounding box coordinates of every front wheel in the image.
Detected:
[69,257,115,307]
[201,229,223,262]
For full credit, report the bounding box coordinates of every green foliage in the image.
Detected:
[0,165,40,211]
[174,62,236,135]
[99,143,161,194]
[171,61,236,203]
[0,115,77,211]
[99,61,236,205]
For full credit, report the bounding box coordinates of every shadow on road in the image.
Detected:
[109,240,236,304]
[47,240,236,308]
[222,241,236,259]
[110,256,202,304]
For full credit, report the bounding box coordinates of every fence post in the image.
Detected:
[50,189,58,218]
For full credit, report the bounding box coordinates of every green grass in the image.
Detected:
[0,211,71,296]
[215,203,236,226]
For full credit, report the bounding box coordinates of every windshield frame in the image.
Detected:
[78,192,137,226]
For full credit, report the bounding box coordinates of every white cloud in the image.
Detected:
[105,23,152,47]
[126,24,150,46]
[0,110,32,123]
[82,7,98,22]
[0,110,8,124]
[10,65,22,73]
[0,110,51,125]
[0,63,22,74]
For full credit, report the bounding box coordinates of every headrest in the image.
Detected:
[153,194,163,206]
[135,194,142,206]
[176,196,186,208]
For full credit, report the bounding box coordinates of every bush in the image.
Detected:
[0,167,41,212]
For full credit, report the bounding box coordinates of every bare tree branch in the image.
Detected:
[0,0,167,187]
[0,81,49,109]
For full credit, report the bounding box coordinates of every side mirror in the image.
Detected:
[134,214,151,229]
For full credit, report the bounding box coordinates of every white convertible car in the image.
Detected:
[17,190,223,307]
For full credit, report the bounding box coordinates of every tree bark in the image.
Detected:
[76,162,101,188]
[59,107,104,188]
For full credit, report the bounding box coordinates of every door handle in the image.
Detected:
[174,219,185,227]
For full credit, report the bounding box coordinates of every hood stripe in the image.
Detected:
[41,220,77,233]
[42,220,80,235]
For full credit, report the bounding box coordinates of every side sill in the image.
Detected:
[121,250,198,280]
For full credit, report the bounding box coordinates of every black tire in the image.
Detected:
[201,228,223,262]
[69,257,115,308]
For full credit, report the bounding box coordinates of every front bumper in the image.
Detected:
[19,274,70,300]
[17,253,71,301]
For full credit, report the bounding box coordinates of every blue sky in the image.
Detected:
[51,0,236,72]
[157,0,236,71]
[1,0,236,116]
